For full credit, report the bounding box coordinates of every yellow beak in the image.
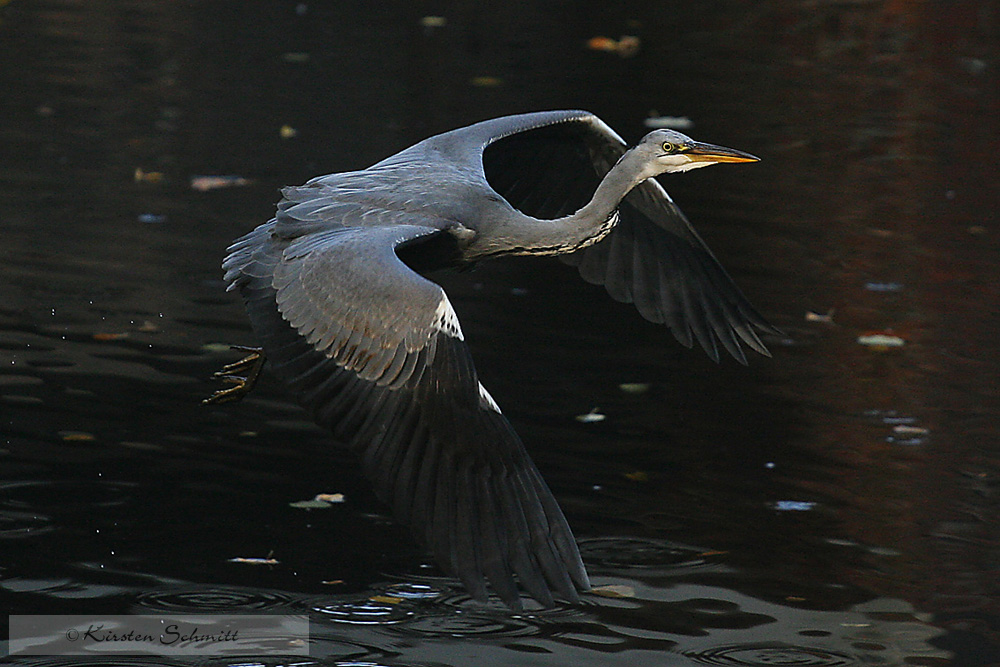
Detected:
[685,142,760,164]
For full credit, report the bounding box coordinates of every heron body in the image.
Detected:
[219,110,775,609]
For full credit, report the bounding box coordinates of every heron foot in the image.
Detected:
[202,345,266,404]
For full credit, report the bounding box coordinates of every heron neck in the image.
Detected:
[568,148,651,233]
[476,148,651,258]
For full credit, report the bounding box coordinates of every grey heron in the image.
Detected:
[211,110,776,609]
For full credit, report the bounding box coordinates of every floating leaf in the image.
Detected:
[133,167,164,183]
[591,585,635,598]
[420,15,446,28]
[772,500,816,511]
[279,125,298,139]
[805,309,835,323]
[314,493,345,503]
[587,36,618,51]
[368,595,403,604]
[59,431,96,442]
[864,282,904,292]
[618,382,650,394]
[190,175,252,191]
[586,35,640,57]
[857,333,905,350]
[623,470,649,482]
[892,425,929,436]
[93,332,129,341]
[470,76,503,87]
[228,556,279,565]
[575,408,605,423]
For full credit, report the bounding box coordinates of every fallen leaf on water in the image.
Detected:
[93,332,129,341]
[623,470,649,482]
[322,579,344,585]
[591,585,635,598]
[586,35,641,57]
[864,281,904,292]
[805,309,835,323]
[420,15,446,28]
[228,556,279,565]
[857,333,906,350]
[59,431,96,442]
[618,382,650,394]
[772,500,816,511]
[587,36,618,51]
[575,408,606,423]
[120,441,162,451]
[893,425,930,436]
[190,175,252,191]
[133,168,164,183]
[280,125,298,139]
[369,595,403,604]
[314,493,345,503]
[470,76,503,87]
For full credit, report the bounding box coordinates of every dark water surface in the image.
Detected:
[1,1,997,665]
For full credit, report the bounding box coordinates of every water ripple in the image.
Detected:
[381,582,443,600]
[579,536,715,571]
[0,509,56,540]
[313,601,415,625]
[684,643,856,666]
[0,480,136,513]
[134,588,295,612]
[385,592,587,639]
[10,658,189,667]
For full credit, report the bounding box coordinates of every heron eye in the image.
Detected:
[661,141,676,153]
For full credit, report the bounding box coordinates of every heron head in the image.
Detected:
[636,129,760,175]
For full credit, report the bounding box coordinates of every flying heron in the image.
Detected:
[209,110,776,609]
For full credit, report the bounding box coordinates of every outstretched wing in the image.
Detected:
[473,111,778,363]
[223,220,589,608]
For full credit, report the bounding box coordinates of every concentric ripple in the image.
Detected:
[684,643,856,666]
[384,592,585,639]
[579,536,713,570]
[134,587,294,612]
[381,582,443,600]
[313,601,415,625]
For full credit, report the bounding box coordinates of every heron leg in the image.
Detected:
[202,345,266,404]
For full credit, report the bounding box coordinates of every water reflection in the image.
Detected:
[1,0,997,664]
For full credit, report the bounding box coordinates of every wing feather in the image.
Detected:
[224,218,589,608]
[478,113,778,362]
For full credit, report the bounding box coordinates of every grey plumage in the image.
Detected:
[220,110,777,609]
